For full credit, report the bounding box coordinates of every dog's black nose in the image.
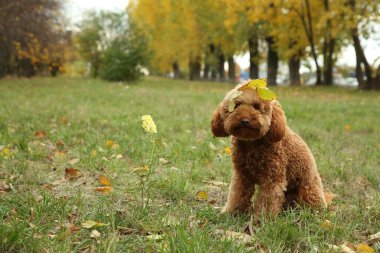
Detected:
[240,118,250,126]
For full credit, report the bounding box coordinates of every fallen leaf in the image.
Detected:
[367,231,380,244]
[48,232,57,239]
[356,243,375,253]
[215,229,253,245]
[60,116,69,124]
[117,226,139,235]
[205,180,228,187]
[90,229,101,239]
[208,199,217,205]
[105,140,114,148]
[56,140,65,150]
[81,220,107,229]
[54,151,66,158]
[66,223,80,236]
[0,180,10,192]
[1,147,11,157]
[105,140,119,149]
[340,244,356,253]
[34,130,48,138]
[94,186,112,194]
[65,168,78,179]
[321,220,333,230]
[224,147,232,155]
[196,190,208,201]
[159,158,170,165]
[208,142,218,151]
[132,165,149,174]
[98,175,111,186]
[344,124,351,132]
[41,183,54,190]
[162,214,180,226]
[69,158,80,165]
[146,234,163,241]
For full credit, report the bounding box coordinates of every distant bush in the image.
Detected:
[100,38,146,82]
[77,11,147,82]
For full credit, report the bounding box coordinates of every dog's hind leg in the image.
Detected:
[298,178,326,209]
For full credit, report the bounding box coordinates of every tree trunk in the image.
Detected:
[322,38,335,85]
[172,62,181,79]
[218,52,225,81]
[248,35,259,79]
[352,30,373,90]
[375,65,380,90]
[227,56,235,82]
[288,55,301,86]
[203,63,209,80]
[299,0,322,85]
[322,0,335,85]
[266,37,278,86]
[189,57,201,80]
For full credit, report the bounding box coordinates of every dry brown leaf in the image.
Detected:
[215,229,253,245]
[34,130,48,138]
[56,140,65,150]
[42,183,54,190]
[366,231,380,245]
[78,246,94,253]
[94,186,112,194]
[159,158,170,165]
[0,180,10,192]
[117,226,140,235]
[66,223,80,236]
[98,175,111,186]
[69,158,80,165]
[60,116,69,125]
[65,168,78,179]
[205,180,228,187]
[54,151,66,158]
[208,199,217,205]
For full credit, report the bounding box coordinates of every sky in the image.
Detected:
[64,0,380,70]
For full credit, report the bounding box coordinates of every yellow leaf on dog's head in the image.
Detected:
[248,78,267,88]
[257,87,277,100]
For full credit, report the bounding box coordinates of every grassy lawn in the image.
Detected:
[0,77,379,252]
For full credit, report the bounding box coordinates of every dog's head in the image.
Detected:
[211,84,286,142]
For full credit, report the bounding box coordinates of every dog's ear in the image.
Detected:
[211,105,229,137]
[265,102,286,143]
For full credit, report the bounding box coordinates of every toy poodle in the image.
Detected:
[211,81,326,221]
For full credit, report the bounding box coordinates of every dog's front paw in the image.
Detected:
[221,205,233,214]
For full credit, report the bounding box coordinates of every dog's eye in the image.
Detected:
[252,103,261,110]
[234,103,240,109]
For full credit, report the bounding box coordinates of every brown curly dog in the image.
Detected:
[211,83,326,222]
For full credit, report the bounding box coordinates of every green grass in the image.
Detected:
[0,77,379,252]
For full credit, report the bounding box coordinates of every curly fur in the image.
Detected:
[211,84,326,222]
